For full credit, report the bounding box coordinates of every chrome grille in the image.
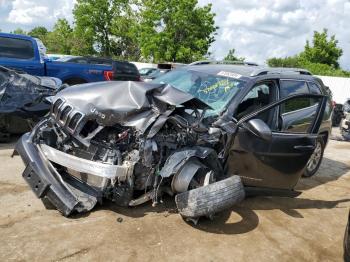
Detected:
[68,112,83,131]
[51,99,84,132]
[52,98,63,116]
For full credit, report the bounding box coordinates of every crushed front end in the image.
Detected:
[15,81,226,216]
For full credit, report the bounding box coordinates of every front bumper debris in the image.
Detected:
[15,133,133,216]
[15,133,82,216]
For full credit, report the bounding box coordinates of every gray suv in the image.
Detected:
[14,65,332,222]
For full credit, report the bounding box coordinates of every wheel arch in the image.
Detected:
[159,146,223,181]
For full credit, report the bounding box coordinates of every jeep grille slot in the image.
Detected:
[52,99,63,116]
[60,106,72,121]
[68,112,83,131]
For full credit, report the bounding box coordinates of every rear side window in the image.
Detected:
[308,82,322,95]
[280,80,310,113]
[0,36,34,59]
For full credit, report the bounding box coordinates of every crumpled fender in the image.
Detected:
[159,146,223,179]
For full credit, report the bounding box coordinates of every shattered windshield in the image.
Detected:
[153,69,246,114]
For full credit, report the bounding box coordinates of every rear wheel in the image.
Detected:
[303,137,325,177]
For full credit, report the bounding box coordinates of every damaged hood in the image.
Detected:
[0,66,60,114]
[54,81,211,130]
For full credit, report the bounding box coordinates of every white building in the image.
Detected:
[317,75,350,104]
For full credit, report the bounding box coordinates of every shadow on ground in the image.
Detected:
[297,157,350,191]
[190,196,350,234]
[0,135,20,150]
[70,191,350,236]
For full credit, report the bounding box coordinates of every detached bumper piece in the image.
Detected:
[15,133,99,216]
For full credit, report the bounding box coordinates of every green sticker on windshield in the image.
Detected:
[217,71,242,79]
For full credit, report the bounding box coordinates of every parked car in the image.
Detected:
[0,33,114,85]
[345,211,350,262]
[142,69,171,82]
[139,67,158,77]
[15,65,332,222]
[111,61,141,81]
[0,66,63,141]
[340,99,350,140]
[332,103,345,126]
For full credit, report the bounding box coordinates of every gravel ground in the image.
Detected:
[0,131,349,262]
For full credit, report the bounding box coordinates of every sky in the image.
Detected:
[1,0,350,69]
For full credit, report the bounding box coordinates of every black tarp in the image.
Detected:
[0,66,59,114]
[0,66,61,135]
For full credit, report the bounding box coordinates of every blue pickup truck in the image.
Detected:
[0,33,114,85]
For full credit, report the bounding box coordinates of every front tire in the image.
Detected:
[175,175,245,219]
[303,137,325,178]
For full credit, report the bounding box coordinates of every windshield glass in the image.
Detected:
[152,69,246,114]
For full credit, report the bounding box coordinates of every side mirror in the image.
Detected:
[244,119,272,141]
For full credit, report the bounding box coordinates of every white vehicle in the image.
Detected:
[341,98,350,140]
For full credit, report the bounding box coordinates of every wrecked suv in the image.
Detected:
[15,65,332,221]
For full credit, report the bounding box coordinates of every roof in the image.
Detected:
[0,32,33,41]
[187,64,312,78]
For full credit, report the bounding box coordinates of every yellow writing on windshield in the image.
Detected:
[200,79,237,94]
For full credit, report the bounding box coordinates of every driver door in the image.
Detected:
[227,93,327,190]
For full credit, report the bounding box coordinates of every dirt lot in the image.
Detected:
[0,133,350,262]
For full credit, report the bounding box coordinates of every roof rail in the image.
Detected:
[188,60,259,66]
[250,67,312,77]
[217,60,259,66]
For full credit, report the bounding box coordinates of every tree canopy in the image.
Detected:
[12,28,26,35]
[267,29,349,77]
[73,0,139,58]
[28,27,49,46]
[139,0,218,63]
[223,48,244,62]
[300,29,343,68]
[46,19,73,54]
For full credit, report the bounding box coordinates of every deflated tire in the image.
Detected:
[175,175,245,219]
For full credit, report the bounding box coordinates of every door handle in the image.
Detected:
[294,145,315,151]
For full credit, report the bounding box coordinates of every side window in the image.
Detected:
[235,82,274,121]
[0,37,34,59]
[279,80,321,133]
[280,80,310,113]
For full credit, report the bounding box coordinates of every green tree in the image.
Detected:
[300,29,343,68]
[28,26,49,45]
[73,0,136,57]
[139,0,218,63]
[224,48,244,62]
[46,19,73,54]
[12,28,26,35]
[266,29,349,77]
[267,56,300,68]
